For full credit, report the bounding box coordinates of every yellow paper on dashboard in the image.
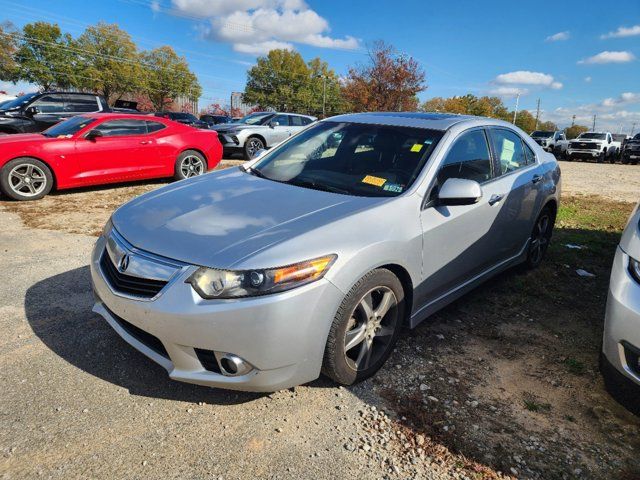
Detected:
[362,175,387,187]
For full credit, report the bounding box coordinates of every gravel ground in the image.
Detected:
[1,162,639,479]
[558,160,640,203]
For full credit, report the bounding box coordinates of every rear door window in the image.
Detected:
[488,128,529,175]
[64,95,100,113]
[146,121,166,133]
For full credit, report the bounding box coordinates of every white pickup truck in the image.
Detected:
[530,130,566,152]
[566,132,621,163]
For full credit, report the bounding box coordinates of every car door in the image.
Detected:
[417,127,515,308]
[70,119,159,185]
[267,114,292,145]
[63,94,101,117]
[485,127,544,260]
[28,94,67,132]
[288,115,309,136]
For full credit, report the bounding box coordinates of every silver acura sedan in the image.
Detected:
[601,202,640,415]
[90,112,561,392]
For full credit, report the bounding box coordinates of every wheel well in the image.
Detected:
[246,134,267,148]
[542,199,558,221]
[181,148,208,165]
[4,156,57,190]
[380,263,414,324]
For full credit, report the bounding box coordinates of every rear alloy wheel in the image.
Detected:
[175,150,207,180]
[244,136,264,160]
[0,157,53,201]
[524,207,555,269]
[322,269,404,385]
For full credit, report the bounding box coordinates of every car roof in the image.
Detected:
[324,111,509,131]
[82,113,164,121]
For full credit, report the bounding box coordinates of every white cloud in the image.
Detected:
[584,76,592,82]
[544,92,640,131]
[169,0,360,55]
[494,71,561,88]
[601,25,640,39]
[578,51,636,64]
[545,31,570,42]
[488,86,529,98]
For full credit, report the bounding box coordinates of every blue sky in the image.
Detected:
[1,0,639,132]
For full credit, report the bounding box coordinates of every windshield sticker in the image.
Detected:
[362,175,387,187]
[500,138,515,162]
[383,183,404,193]
[410,143,423,153]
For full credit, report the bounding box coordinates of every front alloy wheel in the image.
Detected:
[244,137,264,160]
[322,268,404,385]
[0,157,53,201]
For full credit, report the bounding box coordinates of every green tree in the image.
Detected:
[565,124,589,139]
[140,46,201,111]
[342,41,426,112]
[306,57,344,116]
[14,22,78,90]
[75,23,144,102]
[0,22,19,83]
[537,120,559,131]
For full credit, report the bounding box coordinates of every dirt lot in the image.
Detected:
[1,161,639,479]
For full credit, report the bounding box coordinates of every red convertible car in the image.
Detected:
[0,113,223,200]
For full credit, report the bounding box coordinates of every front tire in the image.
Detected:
[174,150,207,180]
[0,157,53,201]
[243,136,265,160]
[523,206,555,270]
[322,269,405,385]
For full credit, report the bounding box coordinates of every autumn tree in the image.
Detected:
[14,22,78,90]
[75,23,144,102]
[342,41,426,112]
[565,124,589,139]
[0,22,19,83]
[537,120,559,131]
[140,46,201,111]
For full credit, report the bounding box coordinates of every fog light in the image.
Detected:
[218,354,252,376]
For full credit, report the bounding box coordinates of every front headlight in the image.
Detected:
[187,254,337,299]
[630,258,640,284]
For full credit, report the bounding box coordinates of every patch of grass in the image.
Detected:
[557,196,633,233]
[523,398,552,413]
[564,357,586,375]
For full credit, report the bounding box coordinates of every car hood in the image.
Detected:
[210,123,266,132]
[112,168,377,268]
[0,133,50,145]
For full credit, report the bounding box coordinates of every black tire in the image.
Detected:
[174,150,207,180]
[243,136,265,160]
[597,151,605,163]
[322,269,405,385]
[522,205,555,270]
[621,155,630,165]
[0,157,53,201]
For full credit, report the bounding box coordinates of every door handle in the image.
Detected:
[488,194,504,206]
[532,174,542,184]
[140,140,152,145]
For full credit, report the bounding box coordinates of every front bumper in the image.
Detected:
[567,149,602,159]
[602,246,640,392]
[90,234,345,391]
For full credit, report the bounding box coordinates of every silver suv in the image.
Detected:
[211,111,316,159]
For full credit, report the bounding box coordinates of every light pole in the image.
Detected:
[512,93,520,125]
[315,74,328,118]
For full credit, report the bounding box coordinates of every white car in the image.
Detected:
[567,132,619,163]
[211,112,317,159]
[601,202,640,415]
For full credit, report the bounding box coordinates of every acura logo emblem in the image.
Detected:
[118,254,130,272]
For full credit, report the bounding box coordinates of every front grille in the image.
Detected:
[100,252,167,299]
[570,142,599,149]
[107,306,169,358]
[194,348,222,373]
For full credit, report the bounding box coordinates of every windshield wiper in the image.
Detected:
[286,178,350,195]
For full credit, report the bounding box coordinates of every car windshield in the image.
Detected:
[531,131,553,138]
[238,113,274,125]
[42,116,96,138]
[578,133,606,140]
[250,121,444,197]
[634,134,640,140]
[0,92,39,110]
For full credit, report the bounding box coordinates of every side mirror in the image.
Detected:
[86,129,103,141]
[437,178,482,206]
[269,121,279,128]
[25,106,40,116]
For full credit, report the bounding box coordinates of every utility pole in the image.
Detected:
[631,123,637,136]
[592,114,596,131]
[512,93,520,125]
[322,75,327,118]
[534,98,540,130]
[571,114,576,127]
